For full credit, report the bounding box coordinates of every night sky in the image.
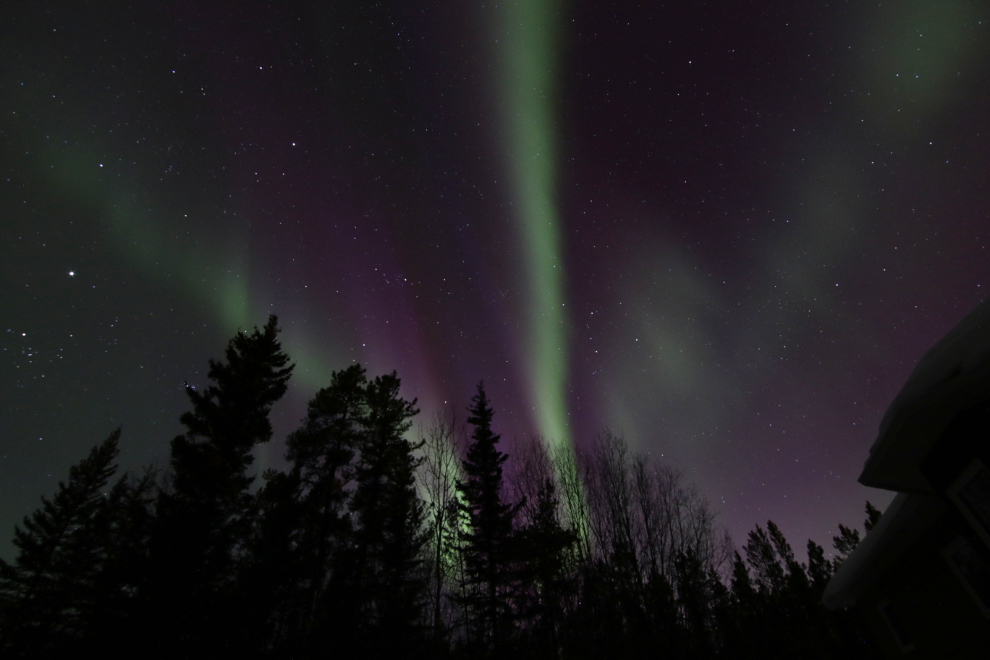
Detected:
[2,0,989,562]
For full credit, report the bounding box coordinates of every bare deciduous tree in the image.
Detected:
[417,410,461,638]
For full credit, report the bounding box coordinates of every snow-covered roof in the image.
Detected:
[861,297,990,492]
[825,298,990,610]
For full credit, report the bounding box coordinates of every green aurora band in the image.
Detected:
[499,0,572,453]
[42,143,349,400]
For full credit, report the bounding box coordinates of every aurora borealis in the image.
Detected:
[500,0,571,452]
[2,0,990,561]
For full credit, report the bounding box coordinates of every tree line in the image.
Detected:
[0,316,883,659]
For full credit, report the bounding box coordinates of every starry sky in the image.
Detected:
[2,0,989,562]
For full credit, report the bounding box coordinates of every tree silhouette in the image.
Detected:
[456,382,522,656]
[744,523,786,596]
[864,501,882,532]
[0,321,894,660]
[144,315,293,657]
[419,411,462,643]
[727,550,759,658]
[806,539,832,594]
[349,371,425,657]
[831,524,860,569]
[281,363,368,655]
[77,466,158,656]
[0,431,121,656]
[515,478,577,659]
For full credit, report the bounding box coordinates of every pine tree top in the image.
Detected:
[462,382,508,481]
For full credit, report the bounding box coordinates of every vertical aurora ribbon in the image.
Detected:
[498,0,571,451]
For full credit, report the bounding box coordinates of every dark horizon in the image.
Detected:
[0,324,882,657]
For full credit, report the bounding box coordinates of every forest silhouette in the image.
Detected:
[0,316,883,659]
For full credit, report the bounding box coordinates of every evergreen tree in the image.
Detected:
[144,315,293,657]
[170,315,294,516]
[742,521,831,658]
[350,371,425,657]
[456,382,522,657]
[864,501,882,532]
[0,431,121,656]
[283,364,368,654]
[289,364,367,500]
[642,569,681,658]
[831,524,860,569]
[674,549,716,659]
[705,566,733,659]
[561,560,628,660]
[767,521,812,617]
[806,539,832,595]
[516,478,577,659]
[744,524,786,595]
[727,551,760,658]
[235,465,306,656]
[78,467,158,657]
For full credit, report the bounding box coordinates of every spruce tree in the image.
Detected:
[675,549,716,659]
[78,467,158,656]
[744,523,786,595]
[806,540,832,595]
[864,501,882,532]
[456,382,522,656]
[831,524,860,569]
[144,315,293,657]
[728,551,760,657]
[0,431,121,656]
[516,478,577,659]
